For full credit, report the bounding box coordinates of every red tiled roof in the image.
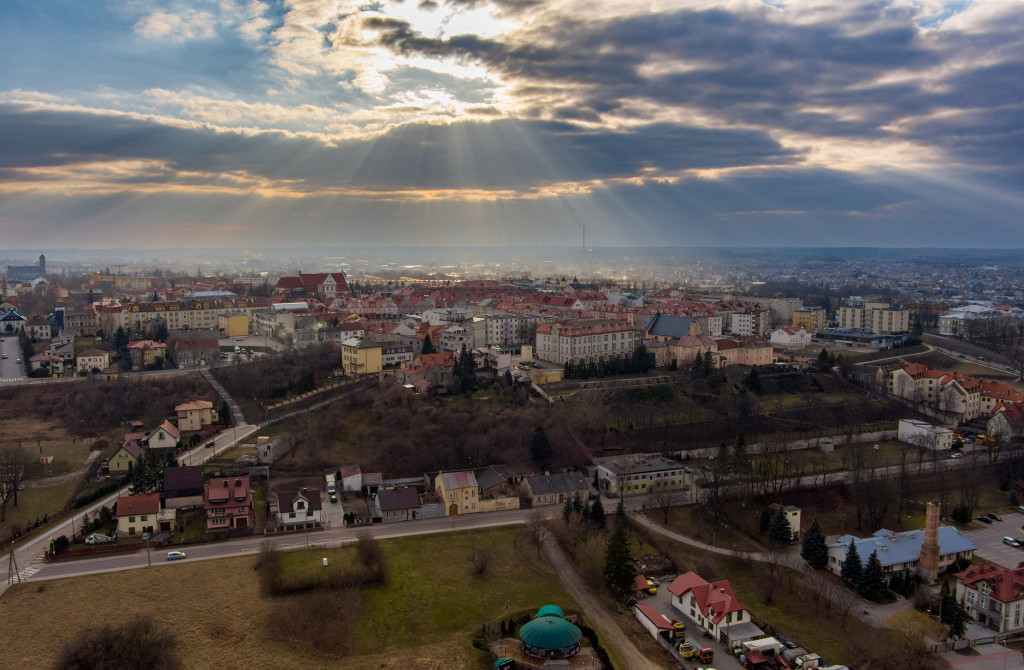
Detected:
[116,493,160,517]
[957,563,1024,603]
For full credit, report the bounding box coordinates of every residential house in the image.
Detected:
[274,489,323,529]
[714,337,773,367]
[204,476,254,532]
[163,467,205,509]
[127,340,167,369]
[769,326,812,350]
[436,471,480,515]
[372,487,421,523]
[171,338,219,368]
[596,457,690,496]
[988,403,1024,442]
[116,493,161,536]
[143,420,180,453]
[25,315,51,341]
[956,563,1024,634]
[76,349,111,374]
[106,439,145,475]
[175,399,215,432]
[667,572,752,644]
[29,353,63,377]
[341,337,383,376]
[524,472,592,506]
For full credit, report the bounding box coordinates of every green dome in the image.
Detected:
[519,615,582,652]
[536,604,565,619]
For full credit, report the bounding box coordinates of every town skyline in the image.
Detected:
[3,0,1024,249]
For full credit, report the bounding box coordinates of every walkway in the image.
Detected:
[200,368,246,425]
[23,449,102,489]
[541,530,664,670]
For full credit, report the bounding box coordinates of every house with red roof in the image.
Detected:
[667,572,751,642]
[956,563,1024,634]
[204,476,253,532]
[116,493,161,537]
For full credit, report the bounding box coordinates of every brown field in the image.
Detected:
[0,527,576,670]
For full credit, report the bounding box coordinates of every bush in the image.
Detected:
[55,614,182,670]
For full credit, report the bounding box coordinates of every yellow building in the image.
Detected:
[341,338,383,376]
[435,471,480,515]
[792,308,826,333]
[107,440,145,474]
[217,313,249,338]
[116,493,161,536]
[175,399,215,432]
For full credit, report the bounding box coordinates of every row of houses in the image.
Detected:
[880,361,1024,427]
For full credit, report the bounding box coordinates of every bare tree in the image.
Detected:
[524,510,546,557]
[650,483,684,523]
[0,443,32,508]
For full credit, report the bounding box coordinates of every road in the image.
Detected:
[0,335,26,382]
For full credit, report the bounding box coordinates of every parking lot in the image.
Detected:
[966,511,1024,568]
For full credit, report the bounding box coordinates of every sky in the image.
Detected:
[1,0,1023,249]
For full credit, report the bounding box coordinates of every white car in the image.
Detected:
[1003,537,1020,547]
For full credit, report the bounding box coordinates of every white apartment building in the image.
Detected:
[535,320,637,365]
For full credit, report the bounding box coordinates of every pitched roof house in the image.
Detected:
[667,572,751,643]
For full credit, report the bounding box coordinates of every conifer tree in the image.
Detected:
[800,518,828,569]
[840,541,863,585]
[857,550,887,599]
[604,527,636,597]
[768,507,793,546]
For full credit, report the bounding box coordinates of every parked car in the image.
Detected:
[683,466,692,474]
[1007,366,1016,372]
[166,551,187,561]
[989,513,1002,521]
[1017,506,1024,514]
[701,465,713,472]
[141,532,151,541]
[84,533,114,545]
[1003,537,1020,547]
[977,516,992,524]
[958,353,966,359]
[1,354,6,359]
[948,451,964,459]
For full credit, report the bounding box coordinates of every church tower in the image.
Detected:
[38,254,46,275]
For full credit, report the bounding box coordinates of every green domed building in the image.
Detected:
[518,605,582,659]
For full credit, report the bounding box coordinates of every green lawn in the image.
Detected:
[4,479,80,536]
[278,527,577,656]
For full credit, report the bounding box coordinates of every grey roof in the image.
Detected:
[278,489,322,513]
[829,526,976,569]
[476,467,506,491]
[377,488,420,511]
[526,472,591,496]
[647,314,696,339]
[164,466,204,492]
[600,456,685,476]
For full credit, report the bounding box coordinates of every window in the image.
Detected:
[141,515,148,521]
[129,516,136,522]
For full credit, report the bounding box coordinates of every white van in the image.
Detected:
[234,346,241,354]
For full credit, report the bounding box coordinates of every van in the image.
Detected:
[234,346,241,354]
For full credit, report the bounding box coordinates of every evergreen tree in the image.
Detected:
[571,495,585,517]
[421,333,434,355]
[129,456,158,494]
[590,497,606,529]
[615,498,626,521]
[768,507,794,546]
[603,527,637,597]
[745,367,765,394]
[800,518,829,569]
[702,351,715,378]
[455,344,477,393]
[840,541,863,585]
[857,550,887,599]
[562,498,574,523]
[944,596,971,639]
[530,426,553,468]
[816,347,830,372]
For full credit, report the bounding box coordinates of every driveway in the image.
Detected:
[965,514,1024,569]
[640,580,746,670]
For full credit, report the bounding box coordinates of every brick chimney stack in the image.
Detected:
[918,501,941,583]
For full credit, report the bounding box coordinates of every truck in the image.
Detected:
[325,474,337,503]
[782,647,821,669]
[743,637,784,657]
[84,533,114,545]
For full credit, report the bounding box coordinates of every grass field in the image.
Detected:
[3,479,80,535]
[0,527,577,669]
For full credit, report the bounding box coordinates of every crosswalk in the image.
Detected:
[1,377,26,383]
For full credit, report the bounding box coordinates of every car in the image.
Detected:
[1,354,6,359]
[1007,366,1016,372]
[701,465,713,472]
[16,359,21,364]
[166,551,187,561]
[0,337,5,342]
[989,513,1002,521]
[1017,506,1024,514]
[958,353,966,359]
[1003,537,1020,547]
[533,363,542,369]
[948,451,964,459]
[684,466,693,474]
[977,516,992,523]
[141,532,151,541]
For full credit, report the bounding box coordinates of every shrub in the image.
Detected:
[55,614,182,670]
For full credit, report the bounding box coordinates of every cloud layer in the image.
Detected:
[1,0,1023,248]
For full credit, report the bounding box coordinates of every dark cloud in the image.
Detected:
[0,104,795,190]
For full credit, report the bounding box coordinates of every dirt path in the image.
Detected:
[23,449,102,489]
[540,530,665,670]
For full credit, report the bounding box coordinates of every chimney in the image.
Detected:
[918,501,941,584]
